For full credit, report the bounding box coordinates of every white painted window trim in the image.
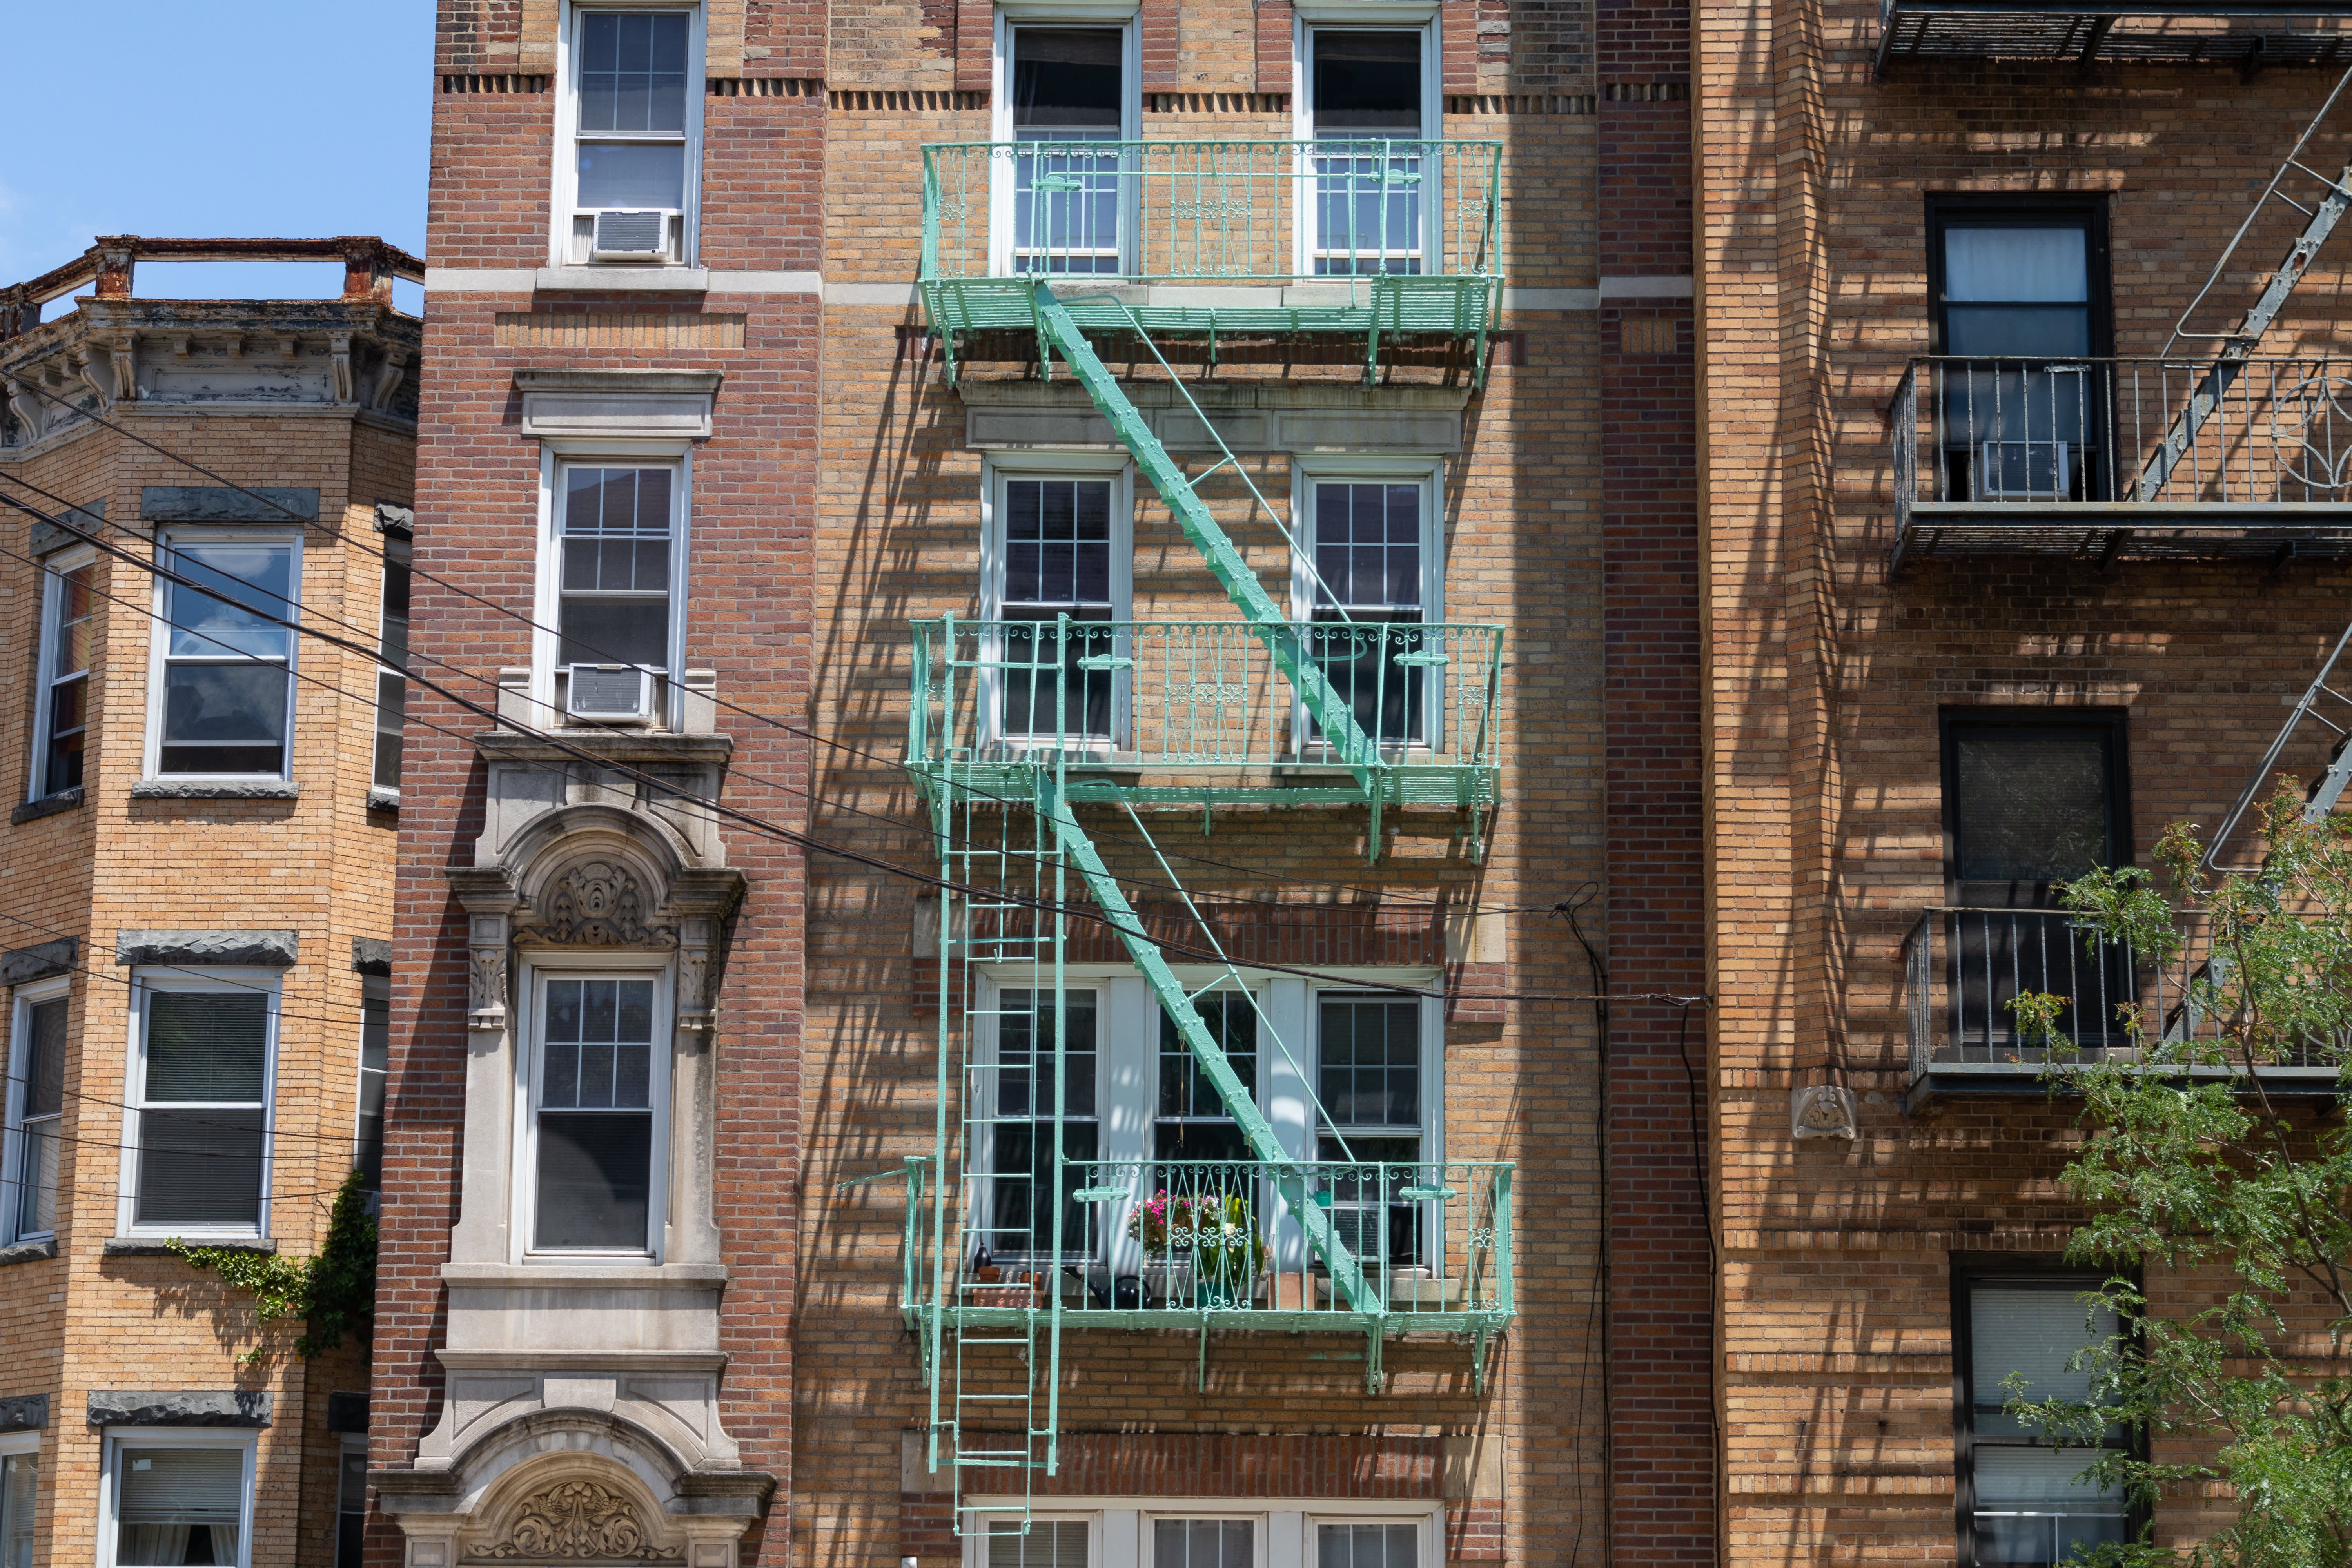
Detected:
[552,0,707,269]
[978,451,1136,752]
[0,1434,39,1568]
[989,13,1143,277]
[116,969,282,1241]
[98,1430,258,1568]
[1289,13,1442,276]
[956,1501,1444,1568]
[142,531,302,783]
[27,544,96,802]
[372,535,412,800]
[510,951,676,1265]
[531,444,694,728]
[971,974,1105,1263]
[2,975,69,1246]
[356,972,390,1192]
[1285,455,1446,754]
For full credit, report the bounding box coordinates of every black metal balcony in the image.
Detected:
[1900,906,2345,1107]
[1877,0,2352,77]
[1888,355,2352,573]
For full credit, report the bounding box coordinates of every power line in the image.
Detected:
[2,387,1557,918]
[2,492,1685,1007]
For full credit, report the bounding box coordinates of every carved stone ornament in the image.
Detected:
[468,944,510,1032]
[468,1480,680,1563]
[1791,1084,1859,1141]
[524,861,675,949]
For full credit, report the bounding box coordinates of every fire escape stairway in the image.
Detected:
[927,284,1412,1532]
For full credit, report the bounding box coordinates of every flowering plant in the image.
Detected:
[1127,1189,1266,1281]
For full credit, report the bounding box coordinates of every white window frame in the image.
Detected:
[27,544,96,802]
[532,443,693,728]
[1308,984,1444,1270]
[1290,9,1443,278]
[372,535,411,798]
[1142,1514,1266,1568]
[356,973,390,1194]
[552,0,706,268]
[510,951,675,1265]
[955,1502,1444,1568]
[98,1430,257,1568]
[115,970,282,1242]
[978,451,1136,753]
[989,9,1144,278]
[335,1433,368,1568]
[142,530,302,784]
[0,1430,39,1568]
[3,976,70,1247]
[1286,456,1447,756]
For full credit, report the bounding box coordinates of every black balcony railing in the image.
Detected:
[1877,0,2352,78]
[1889,356,2352,571]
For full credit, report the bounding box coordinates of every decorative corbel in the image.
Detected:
[467,913,511,1033]
[367,344,411,411]
[676,916,722,1033]
[3,378,44,444]
[329,332,356,404]
[107,335,138,403]
[71,350,114,408]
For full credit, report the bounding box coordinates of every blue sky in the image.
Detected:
[6,1,433,314]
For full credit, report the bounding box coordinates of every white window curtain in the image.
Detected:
[1944,228,2087,303]
[1,1452,36,1568]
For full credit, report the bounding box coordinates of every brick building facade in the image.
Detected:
[1695,6,2352,1563]
[375,1,1705,1568]
[0,238,420,1568]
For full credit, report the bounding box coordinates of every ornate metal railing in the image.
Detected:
[919,140,1503,286]
[907,617,1504,775]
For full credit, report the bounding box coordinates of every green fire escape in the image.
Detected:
[881,136,1516,1538]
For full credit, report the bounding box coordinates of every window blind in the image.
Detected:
[118,1448,243,1521]
[2,1452,36,1568]
[1971,1285,2118,1408]
[987,1520,1089,1568]
[145,994,269,1102]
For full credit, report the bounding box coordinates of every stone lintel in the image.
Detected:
[115,929,298,968]
[87,1390,272,1428]
[0,937,76,985]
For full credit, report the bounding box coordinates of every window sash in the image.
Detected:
[373,539,409,793]
[131,987,273,1234]
[36,560,94,798]
[526,970,668,1256]
[1960,1276,2132,1567]
[357,976,389,1190]
[2,1451,36,1568]
[563,5,701,261]
[555,465,678,676]
[112,1444,249,1568]
[152,537,298,779]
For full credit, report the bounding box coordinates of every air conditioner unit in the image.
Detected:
[566,664,656,722]
[590,209,669,260]
[1977,439,2073,501]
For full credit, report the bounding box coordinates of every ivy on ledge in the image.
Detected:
[168,1169,379,1364]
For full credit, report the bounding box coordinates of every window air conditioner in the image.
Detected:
[566,665,656,722]
[1977,439,2072,501]
[590,209,669,260]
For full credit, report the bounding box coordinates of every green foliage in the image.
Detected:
[169,1169,379,1365]
[2007,785,2352,1567]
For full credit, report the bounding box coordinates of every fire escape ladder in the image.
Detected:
[2203,617,2352,874]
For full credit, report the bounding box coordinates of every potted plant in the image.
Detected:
[1180,1192,1268,1308]
[1128,1190,1203,1305]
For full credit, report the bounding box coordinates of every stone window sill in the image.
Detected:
[0,1237,58,1266]
[11,789,83,824]
[366,787,400,814]
[535,265,709,294]
[104,1235,277,1258]
[131,779,300,800]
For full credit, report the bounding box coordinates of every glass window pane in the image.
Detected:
[358,976,389,1187]
[1159,992,1256,1116]
[145,994,268,1103]
[1312,31,1423,131]
[1154,1519,1253,1568]
[160,664,289,776]
[116,1448,242,1568]
[558,597,670,670]
[136,1109,267,1227]
[578,142,685,209]
[1318,1524,1417,1568]
[988,1521,1089,1568]
[1953,730,2114,886]
[1013,29,1124,131]
[2,1452,36,1568]
[1945,228,2088,304]
[22,999,65,1119]
[335,1448,367,1568]
[16,1118,59,1237]
[1318,995,1420,1128]
[163,544,292,660]
[535,1111,653,1249]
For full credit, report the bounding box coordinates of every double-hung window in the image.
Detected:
[984,461,1132,748]
[372,537,410,793]
[5,983,66,1243]
[554,463,680,724]
[1940,711,2132,1058]
[1153,1520,1256,1568]
[527,972,670,1256]
[1295,466,1443,751]
[987,988,1099,1262]
[356,975,389,1191]
[0,1436,35,1568]
[995,23,1137,276]
[1928,200,2111,503]
[1315,992,1428,1266]
[105,1436,254,1568]
[124,979,276,1236]
[1300,25,1434,275]
[148,535,299,780]
[1956,1270,2132,1566]
[1312,1524,1419,1568]
[30,550,94,800]
[564,8,698,264]
[1156,992,1257,1166]
[334,1437,367,1568]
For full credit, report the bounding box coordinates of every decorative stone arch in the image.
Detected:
[379,1411,770,1568]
